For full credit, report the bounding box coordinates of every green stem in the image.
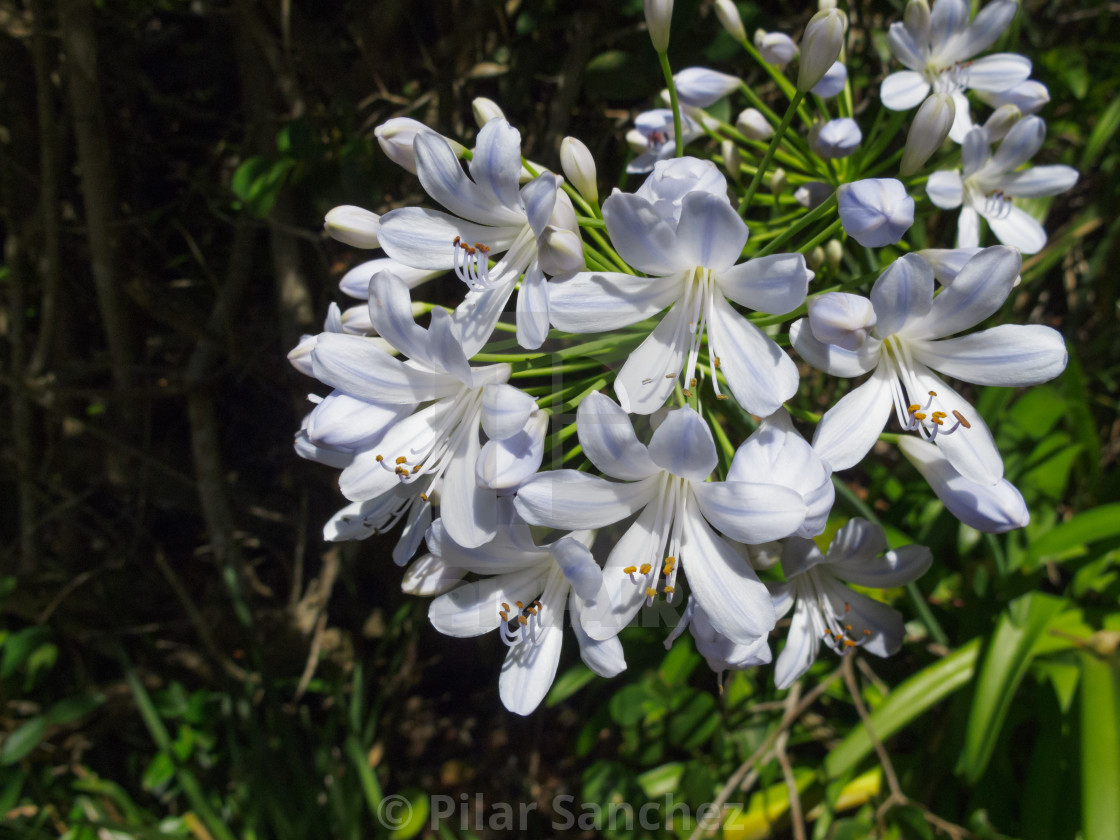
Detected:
[658,51,685,158]
[753,192,838,258]
[739,91,806,217]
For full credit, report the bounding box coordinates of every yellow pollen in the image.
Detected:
[844,603,850,613]
[639,563,652,575]
[375,454,384,462]
[419,493,428,501]
[928,390,937,397]
[515,601,524,609]
[932,411,947,419]
[913,412,927,421]
[683,389,692,398]
[517,615,528,626]
[932,416,944,426]
[908,403,921,413]
[645,587,658,598]
[716,394,728,400]
[395,456,408,465]
[689,377,697,387]
[713,356,721,369]
[499,610,508,621]
[662,586,674,594]
[863,629,871,636]
[623,566,637,574]
[501,602,510,611]
[453,235,461,246]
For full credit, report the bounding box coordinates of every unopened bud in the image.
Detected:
[794,181,832,209]
[769,168,788,195]
[982,104,1022,143]
[736,108,773,140]
[811,61,847,99]
[806,246,825,271]
[810,117,862,159]
[674,67,741,107]
[560,137,598,204]
[538,226,586,275]
[714,0,746,42]
[797,10,846,92]
[825,239,843,272]
[900,93,955,175]
[754,30,798,68]
[818,0,837,9]
[644,0,673,52]
[374,118,466,174]
[904,0,931,40]
[324,206,381,248]
[808,292,877,350]
[471,97,505,127]
[837,178,915,247]
[721,140,742,183]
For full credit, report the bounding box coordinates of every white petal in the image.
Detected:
[570,593,627,676]
[600,502,668,633]
[498,567,568,716]
[674,66,742,107]
[368,272,470,382]
[946,90,974,144]
[378,207,519,270]
[339,258,440,299]
[819,575,905,658]
[811,364,894,471]
[987,205,1048,254]
[930,0,969,45]
[294,430,353,469]
[770,581,795,620]
[790,318,881,378]
[690,481,806,543]
[415,131,524,227]
[691,605,772,672]
[823,517,886,564]
[520,173,561,237]
[779,535,829,578]
[906,245,1019,339]
[440,418,497,548]
[575,391,658,480]
[774,596,821,689]
[452,277,518,358]
[549,537,602,602]
[707,293,799,416]
[548,270,685,333]
[393,498,432,566]
[1001,165,1079,198]
[915,247,985,285]
[836,178,915,247]
[990,115,1046,173]
[647,407,718,481]
[911,324,1067,386]
[305,390,409,452]
[401,553,467,596]
[430,566,548,638]
[469,119,525,213]
[680,494,776,643]
[614,301,689,415]
[675,191,749,270]
[870,254,935,337]
[964,53,1032,94]
[952,0,1018,59]
[514,471,660,529]
[717,253,810,315]
[515,261,551,350]
[476,412,547,490]
[807,293,877,352]
[898,436,1029,532]
[481,383,538,440]
[831,543,933,588]
[880,71,931,110]
[602,192,691,276]
[887,22,924,70]
[957,206,981,248]
[926,170,963,209]
[961,126,992,176]
[311,333,460,404]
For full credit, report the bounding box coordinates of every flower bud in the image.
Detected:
[324,205,381,248]
[797,9,846,92]
[471,97,505,127]
[644,0,673,52]
[736,108,773,140]
[794,181,832,209]
[374,117,466,174]
[808,293,877,350]
[810,117,862,159]
[754,29,798,68]
[674,67,740,107]
[560,137,598,204]
[714,0,746,42]
[898,437,1029,533]
[721,140,742,183]
[769,168,787,195]
[982,104,1021,143]
[810,60,847,98]
[818,0,837,9]
[837,178,915,247]
[900,93,955,175]
[903,0,931,40]
[824,239,843,272]
[806,245,825,271]
[537,226,586,276]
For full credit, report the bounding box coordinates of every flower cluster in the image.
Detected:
[290,0,1073,714]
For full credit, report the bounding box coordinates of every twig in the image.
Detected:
[775,728,806,840]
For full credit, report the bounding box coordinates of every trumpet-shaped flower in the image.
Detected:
[422,519,625,715]
[882,0,1030,141]
[769,519,932,689]
[664,597,771,678]
[791,247,1067,484]
[626,109,704,174]
[549,158,810,415]
[377,119,581,352]
[515,394,809,644]
[308,271,546,550]
[926,117,1079,254]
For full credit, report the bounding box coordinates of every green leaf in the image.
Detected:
[1026,504,1120,568]
[825,639,981,779]
[636,762,683,798]
[388,790,430,840]
[0,717,46,765]
[546,664,596,707]
[43,694,105,726]
[1079,652,1120,840]
[957,593,1069,782]
[0,626,51,680]
[1082,96,1120,170]
[142,752,176,792]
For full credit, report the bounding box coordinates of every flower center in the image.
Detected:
[883,337,971,443]
[925,60,971,94]
[621,474,685,606]
[373,387,484,488]
[498,599,544,646]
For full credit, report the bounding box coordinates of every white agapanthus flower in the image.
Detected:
[515,394,809,645]
[421,519,625,716]
[673,67,741,107]
[754,29,798,69]
[626,108,705,174]
[791,247,1067,484]
[882,0,1031,141]
[769,519,932,689]
[307,271,547,550]
[898,436,1029,532]
[664,597,771,678]
[926,117,1079,254]
[377,119,583,352]
[549,157,810,415]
